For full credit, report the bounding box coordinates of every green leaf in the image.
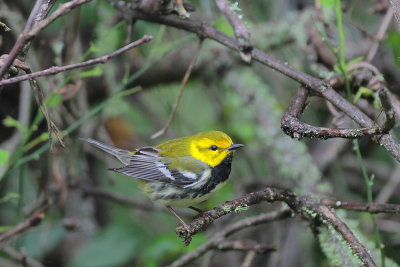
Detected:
[353,87,381,110]
[319,0,335,8]
[88,43,100,55]
[79,66,103,78]
[388,30,400,68]
[0,149,10,167]
[213,16,234,37]
[0,192,19,205]
[354,87,374,103]
[46,92,63,108]
[333,64,341,73]
[3,116,27,134]
[24,132,49,152]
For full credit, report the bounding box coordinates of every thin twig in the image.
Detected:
[0,21,11,32]
[376,164,400,203]
[52,159,68,207]
[0,0,56,77]
[78,184,161,211]
[217,239,275,254]
[391,0,400,26]
[0,0,81,148]
[366,7,393,61]
[321,199,400,214]
[151,38,203,139]
[378,87,396,133]
[20,0,58,60]
[215,0,252,62]
[62,7,82,64]
[347,61,382,76]
[0,35,153,86]
[242,250,256,267]
[315,204,377,267]
[28,76,65,147]
[342,13,377,40]
[26,0,92,40]
[0,246,45,267]
[0,0,43,79]
[0,211,45,243]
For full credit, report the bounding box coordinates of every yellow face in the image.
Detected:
[190,131,234,167]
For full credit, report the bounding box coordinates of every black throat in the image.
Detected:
[193,153,233,197]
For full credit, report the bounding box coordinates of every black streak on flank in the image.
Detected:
[192,153,233,198]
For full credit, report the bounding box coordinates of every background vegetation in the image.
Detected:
[1,0,400,266]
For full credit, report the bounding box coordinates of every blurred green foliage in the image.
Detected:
[0,0,400,266]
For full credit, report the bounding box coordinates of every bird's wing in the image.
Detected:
[109,147,206,186]
[80,138,132,166]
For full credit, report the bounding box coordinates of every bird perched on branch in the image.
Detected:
[81,131,243,230]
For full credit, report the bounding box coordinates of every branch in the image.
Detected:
[151,38,203,139]
[77,183,161,211]
[321,199,400,214]
[242,250,256,267]
[176,188,292,243]
[0,0,59,78]
[0,35,153,86]
[347,61,383,76]
[112,5,400,163]
[0,21,11,32]
[342,13,377,41]
[391,0,400,26]
[28,73,65,147]
[315,204,377,266]
[168,208,291,267]
[366,7,393,61]
[20,0,58,60]
[281,87,395,139]
[378,87,396,133]
[175,187,376,266]
[216,239,275,254]
[0,0,44,79]
[0,0,91,148]
[0,246,44,267]
[26,0,92,40]
[215,0,252,62]
[0,35,151,147]
[0,32,150,147]
[328,67,400,124]
[0,211,44,243]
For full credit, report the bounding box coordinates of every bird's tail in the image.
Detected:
[80,138,133,166]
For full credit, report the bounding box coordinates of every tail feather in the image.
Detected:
[80,138,132,165]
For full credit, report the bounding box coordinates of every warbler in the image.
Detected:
[81,131,243,229]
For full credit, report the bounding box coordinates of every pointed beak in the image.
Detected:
[226,143,244,151]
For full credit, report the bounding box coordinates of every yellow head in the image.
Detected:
[189,131,243,167]
[157,131,243,167]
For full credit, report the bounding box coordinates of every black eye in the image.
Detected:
[210,145,218,151]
